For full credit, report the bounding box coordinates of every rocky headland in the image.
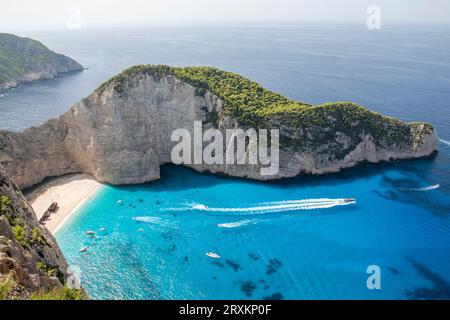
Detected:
[0,65,438,189]
[0,33,83,90]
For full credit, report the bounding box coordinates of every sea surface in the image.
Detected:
[1,24,450,299]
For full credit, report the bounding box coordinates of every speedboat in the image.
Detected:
[85,230,96,236]
[343,198,356,203]
[79,247,88,253]
[193,204,209,210]
[206,252,220,259]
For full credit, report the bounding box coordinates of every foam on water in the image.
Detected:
[176,199,356,215]
[217,219,257,228]
[439,139,450,147]
[403,184,441,192]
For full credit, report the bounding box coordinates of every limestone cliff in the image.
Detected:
[0,65,438,189]
[0,166,69,299]
[0,33,83,90]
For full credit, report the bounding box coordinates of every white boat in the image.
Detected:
[79,247,88,253]
[99,227,106,232]
[193,204,209,210]
[206,252,220,259]
[85,230,96,235]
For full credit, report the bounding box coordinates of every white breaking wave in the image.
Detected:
[439,139,450,147]
[217,219,257,228]
[405,184,440,192]
[165,198,356,215]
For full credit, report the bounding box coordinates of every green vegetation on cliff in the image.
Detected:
[1,166,86,300]
[30,286,88,300]
[96,65,433,150]
[0,33,83,89]
[0,275,87,300]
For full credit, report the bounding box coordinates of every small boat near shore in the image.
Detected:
[79,247,88,253]
[206,252,220,259]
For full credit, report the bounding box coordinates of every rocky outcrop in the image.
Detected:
[0,66,438,189]
[0,33,83,90]
[0,166,68,299]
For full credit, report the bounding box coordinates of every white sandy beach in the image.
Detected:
[26,174,104,234]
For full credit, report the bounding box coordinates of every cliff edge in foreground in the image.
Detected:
[0,65,438,189]
[0,33,83,90]
[0,166,86,299]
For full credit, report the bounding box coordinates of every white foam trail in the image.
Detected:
[439,139,450,147]
[260,198,348,205]
[217,219,256,228]
[132,216,176,229]
[406,184,440,191]
[166,198,356,215]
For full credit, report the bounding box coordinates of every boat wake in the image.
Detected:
[165,198,356,216]
[439,138,450,147]
[217,219,257,228]
[401,184,440,192]
[132,216,177,230]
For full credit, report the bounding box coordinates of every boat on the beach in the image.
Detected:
[48,202,59,212]
[38,202,59,224]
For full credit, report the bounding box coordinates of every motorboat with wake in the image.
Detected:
[206,252,220,259]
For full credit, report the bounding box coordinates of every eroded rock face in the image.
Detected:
[0,73,438,189]
[0,166,68,299]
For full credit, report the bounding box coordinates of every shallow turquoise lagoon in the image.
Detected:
[57,153,450,300]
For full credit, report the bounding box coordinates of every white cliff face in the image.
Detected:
[0,73,438,189]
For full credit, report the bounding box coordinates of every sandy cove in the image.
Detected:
[25,174,104,234]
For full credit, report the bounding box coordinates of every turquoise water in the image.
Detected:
[2,24,450,299]
[56,158,450,300]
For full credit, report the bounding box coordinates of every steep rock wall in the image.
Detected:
[0,72,438,189]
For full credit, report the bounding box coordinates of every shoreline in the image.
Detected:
[25,174,104,234]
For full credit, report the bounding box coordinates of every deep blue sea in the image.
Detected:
[1,24,450,299]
